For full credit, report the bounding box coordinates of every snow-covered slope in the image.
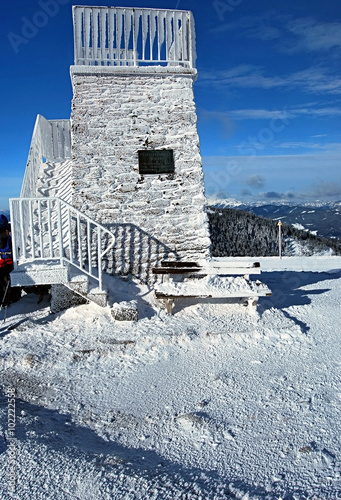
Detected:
[1,257,341,499]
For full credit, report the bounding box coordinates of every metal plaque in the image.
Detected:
[138,149,174,174]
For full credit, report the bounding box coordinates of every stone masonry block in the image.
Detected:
[111,300,139,321]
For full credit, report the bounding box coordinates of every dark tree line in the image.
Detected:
[207,207,341,257]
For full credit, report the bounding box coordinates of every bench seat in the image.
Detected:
[152,261,271,314]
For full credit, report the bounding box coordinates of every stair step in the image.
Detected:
[11,263,69,287]
[11,263,108,309]
[67,274,89,295]
[87,287,107,307]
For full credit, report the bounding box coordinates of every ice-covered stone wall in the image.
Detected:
[70,66,211,279]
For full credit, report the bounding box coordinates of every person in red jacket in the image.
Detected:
[0,215,20,306]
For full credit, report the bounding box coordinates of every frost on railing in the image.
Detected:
[72,6,196,68]
[9,197,115,290]
[21,115,71,199]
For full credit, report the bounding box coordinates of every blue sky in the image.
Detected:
[1,0,341,210]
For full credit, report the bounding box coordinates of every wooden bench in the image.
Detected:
[152,260,271,314]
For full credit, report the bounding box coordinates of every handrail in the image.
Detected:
[9,197,115,291]
[21,115,71,199]
[72,6,196,68]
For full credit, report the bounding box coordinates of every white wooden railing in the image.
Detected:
[72,6,196,68]
[21,115,71,199]
[9,197,115,291]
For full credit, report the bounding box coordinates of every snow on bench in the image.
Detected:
[152,260,271,314]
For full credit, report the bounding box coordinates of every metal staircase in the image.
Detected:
[8,114,118,308]
[9,196,116,307]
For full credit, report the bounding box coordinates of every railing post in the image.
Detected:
[87,220,92,276]
[47,198,53,258]
[98,227,102,290]
[29,199,35,260]
[188,11,196,69]
[67,207,73,264]
[38,199,44,259]
[19,199,26,260]
[57,198,63,265]
[77,213,83,269]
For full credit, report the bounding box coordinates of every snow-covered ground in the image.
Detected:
[1,257,341,499]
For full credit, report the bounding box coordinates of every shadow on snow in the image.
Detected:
[0,391,315,500]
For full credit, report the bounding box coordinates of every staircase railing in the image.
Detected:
[9,197,115,291]
[21,115,71,199]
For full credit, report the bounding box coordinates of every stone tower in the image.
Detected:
[70,6,211,278]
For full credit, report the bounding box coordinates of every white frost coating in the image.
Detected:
[10,197,116,291]
[70,70,211,278]
[212,255,341,272]
[20,115,71,199]
[72,6,196,68]
[70,65,197,76]
[1,257,340,498]
[15,118,72,266]
[155,275,270,297]
[10,264,69,287]
[36,159,73,203]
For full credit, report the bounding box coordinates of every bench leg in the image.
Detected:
[246,297,258,312]
[163,298,174,315]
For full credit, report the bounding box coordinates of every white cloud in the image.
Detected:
[286,18,341,53]
[198,65,341,96]
[199,104,341,124]
[229,108,291,120]
[198,66,288,91]
[213,13,341,54]
[275,142,341,151]
[203,152,341,201]
[310,180,341,198]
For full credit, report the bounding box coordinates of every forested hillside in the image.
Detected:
[207,207,341,257]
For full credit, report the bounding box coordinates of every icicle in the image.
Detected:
[174,11,181,63]
[116,9,123,63]
[108,8,115,64]
[92,8,99,63]
[165,11,173,62]
[84,8,91,64]
[142,10,148,61]
[157,12,165,62]
[133,9,141,62]
[99,9,106,64]
[150,12,157,62]
[123,9,131,64]
[182,11,189,63]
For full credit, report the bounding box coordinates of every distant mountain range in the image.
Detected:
[207,206,341,257]
[207,199,341,240]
